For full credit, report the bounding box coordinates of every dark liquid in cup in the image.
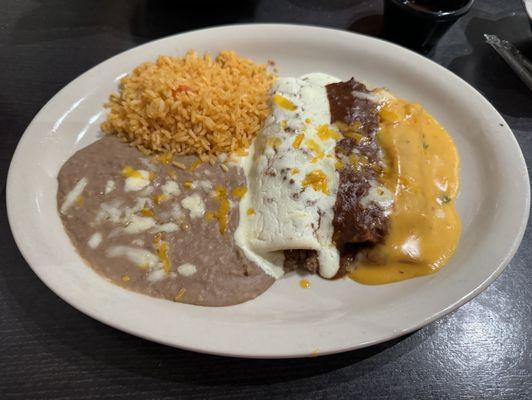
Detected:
[400,0,471,13]
[384,0,473,53]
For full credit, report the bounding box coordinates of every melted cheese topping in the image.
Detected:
[104,180,115,194]
[272,94,297,110]
[151,222,179,233]
[124,215,156,234]
[181,194,205,219]
[147,269,166,282]
[122,166,151,192]
[292,134,304,149]
[205,186,231,234]
[153,194,169,205]
[235,73,342,279]
[316,124,342,141]
[161,180,181,197]
[232,186,248,199]
[156,152,173,165]
[177,263,197,277]
[87,232,102,249]
[302,169,329,195]
[299,279,311,289]
[153,233,171,273]
[106,246,160,268]
[60,177,88,214]
[349,99,461,284]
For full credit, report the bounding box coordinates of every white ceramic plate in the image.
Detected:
[7,25,530,358]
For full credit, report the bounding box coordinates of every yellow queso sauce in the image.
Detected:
[349,99,461,284]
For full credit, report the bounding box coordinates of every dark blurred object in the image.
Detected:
[523,0,532,29]
[383,0,474,53]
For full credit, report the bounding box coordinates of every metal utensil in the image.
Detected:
[485,34,532,91]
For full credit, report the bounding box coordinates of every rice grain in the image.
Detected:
[101,50,274,157]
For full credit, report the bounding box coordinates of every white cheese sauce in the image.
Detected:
[235,73,343,279]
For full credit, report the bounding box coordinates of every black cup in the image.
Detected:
[383,0,474,53]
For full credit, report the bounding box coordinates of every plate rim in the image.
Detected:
[6,23,530,358]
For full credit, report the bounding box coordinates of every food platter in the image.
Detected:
[7,24,529,358]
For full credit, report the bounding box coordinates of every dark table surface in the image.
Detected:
[1,0,531,399]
